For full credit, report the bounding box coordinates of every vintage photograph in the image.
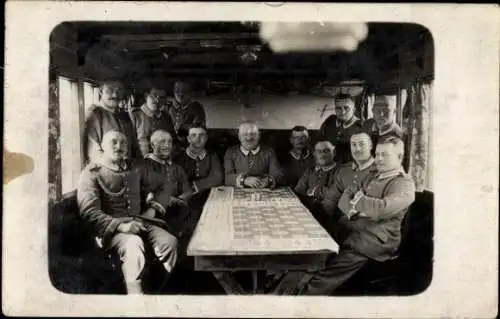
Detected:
[47,21,434,296]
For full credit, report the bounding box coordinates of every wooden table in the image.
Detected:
[187,186,339,294]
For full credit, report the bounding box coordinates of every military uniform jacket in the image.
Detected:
[166,99,206,137]
[361,119,404,142]
[223,145,285,187]
[321,159,377,213]
[318,115,363,164]
[130,104,176,157]
[84,104,139,162]
[337,168,415,262]
[77,159,175,242]
[294,164,338,202]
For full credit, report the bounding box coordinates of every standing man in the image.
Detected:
[362,94,404,143]
[224,121,284,188]
[273,136,415,295]
[167,80,207,147]
[175,124,223,194]
[130,87,176,157]
[77,130,179,294]
[321,130,377,243]
[84,79,138,163]
[294,141,337,216]
[281,126,315,187]
[318,93,363,164]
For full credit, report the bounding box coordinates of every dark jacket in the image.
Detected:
[175,149,223,193]
[83,104,139,162]
[318,115,363,164]
[130,104,176,157]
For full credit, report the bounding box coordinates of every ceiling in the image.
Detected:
[50,22,434,92]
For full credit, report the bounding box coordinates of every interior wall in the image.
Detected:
[199,94,335,130]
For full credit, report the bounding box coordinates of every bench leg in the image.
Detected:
[212,271,246,295]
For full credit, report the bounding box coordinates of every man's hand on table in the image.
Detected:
[243,176,262,188]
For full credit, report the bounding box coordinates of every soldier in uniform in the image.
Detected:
[174,124,223,195]
[281,126,315,188]
[77,130,181,294]
[362,94,404,142]
[83,79,138,163]
[167,81,206,147]
[294,141,337,224]
[143,130,194,238]
[130,87,176,157]
[273,136,415,295]
[318,93,363,164]
[321,130,377,243]
[224,121,284,189]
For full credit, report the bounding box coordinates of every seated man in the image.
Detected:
[175,124,223,194]
[281,126,315,187]
[77,130,181,294]
[143,129,192,202]
[318,93,363,164]
[174,124,223,236]
[130,86,176,157]
[362,94,404,142]
[224,121,284,188]
[273,136,415,295]
[294,141,337,223]
[321,131,377,243]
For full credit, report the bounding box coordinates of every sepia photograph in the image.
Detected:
[48,21,434,296]
[3,2,498,318]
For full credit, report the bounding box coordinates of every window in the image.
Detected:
[83,81,99,118]
[58,76,84,195]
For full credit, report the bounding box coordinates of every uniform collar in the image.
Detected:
[141,103,164,118]
[96,157,129,172]
[172,98,192,110]
[97,103,118,114]
[289,149,311,160]
[186,147,207,160]
[336,115,359,129]
[145,153,172,166]
[315,163,336,172]
[352,157,375,172]
[374,121,397,136]
[240,145,261,156]
[377,167,405,180]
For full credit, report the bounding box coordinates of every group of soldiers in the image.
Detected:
[77,78,415,295]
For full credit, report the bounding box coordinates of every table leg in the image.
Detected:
[212,271,245,295]
[252,271,258,293]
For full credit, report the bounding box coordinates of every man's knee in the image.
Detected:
[115,234,146,260]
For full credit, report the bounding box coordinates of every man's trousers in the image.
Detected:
[273,249,369,295]
[105,224,178,294]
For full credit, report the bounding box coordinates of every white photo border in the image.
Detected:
[3,2,499,318]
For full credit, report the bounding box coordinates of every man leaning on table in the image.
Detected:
[224,121,284,189]
[273,136,415,295]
